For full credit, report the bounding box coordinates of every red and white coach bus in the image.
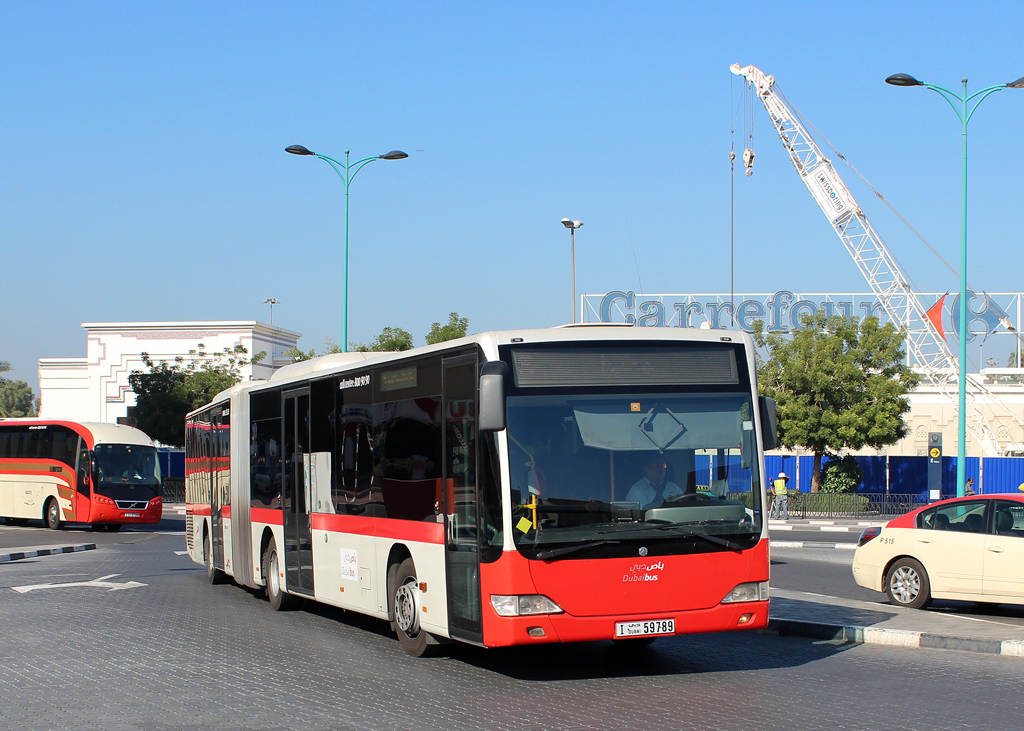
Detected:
[0,419,163,530]
[185,326,777,656]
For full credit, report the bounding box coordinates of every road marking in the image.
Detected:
[174,550,188,555]
[11,573,147,594]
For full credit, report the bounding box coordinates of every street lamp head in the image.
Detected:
[561,218,583,229]
[263,298,280,305]
[285,144,316,156]
[1006,76,1024,89]
[885,73,924,87]
[379,150,409,160]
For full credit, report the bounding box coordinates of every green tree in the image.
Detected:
[128,344,262,447]
[820,455,863,493]
[425,312,469,345]
[0,361,38,417]
[354,327,413,352]
[282,337,344,363]
[753,312,917,492]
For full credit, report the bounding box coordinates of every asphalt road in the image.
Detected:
[2,517,1024,730]
[770,542,1024,629]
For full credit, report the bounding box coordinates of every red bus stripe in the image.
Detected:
[312,512,444,544]
[252,507,284,525]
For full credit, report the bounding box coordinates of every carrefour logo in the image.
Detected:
[926,290,1011,344]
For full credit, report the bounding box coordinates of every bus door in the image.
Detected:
[210,408,226,572]
[74,436,92,521]
[443,355,483,644]
[282,388,315,598]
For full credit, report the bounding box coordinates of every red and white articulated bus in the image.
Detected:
[184,326,777,656]
[0,419,163,530]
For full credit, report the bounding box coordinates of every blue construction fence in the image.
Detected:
[764,454,1024,497]
[158,448,185,479]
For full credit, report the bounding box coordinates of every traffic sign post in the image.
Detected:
[928,432,943,501]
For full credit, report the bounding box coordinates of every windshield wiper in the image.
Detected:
[597,520,747,552]
[534,539,622,560]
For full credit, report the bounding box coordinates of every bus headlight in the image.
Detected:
[490,594,564,617]
[721,581,769,604]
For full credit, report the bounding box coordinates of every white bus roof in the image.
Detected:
[190,325,752,417]
[0,418,157,446]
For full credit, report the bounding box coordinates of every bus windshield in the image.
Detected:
[506,391,763,559]
[93,444,162,502]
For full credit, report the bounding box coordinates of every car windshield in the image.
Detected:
[505,391,763,559]
[93,444,162,501]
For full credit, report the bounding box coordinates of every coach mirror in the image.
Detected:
[478,361,508,432]
[759,396,778,451]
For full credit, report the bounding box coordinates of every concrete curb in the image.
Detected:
[764,617,1024,658]
[0,544,97,563]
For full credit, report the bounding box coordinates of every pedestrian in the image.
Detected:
[770,471,791,520]
[965,477,976,496]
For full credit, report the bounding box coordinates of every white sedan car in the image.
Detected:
[852,494,1024,609]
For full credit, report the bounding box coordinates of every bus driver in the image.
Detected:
[625,454,683,510]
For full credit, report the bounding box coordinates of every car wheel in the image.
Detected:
[391,558,440,657]
[263,539,299,611]
[44,499,64,530]
[885,557,932,609]
[204,531,226,585]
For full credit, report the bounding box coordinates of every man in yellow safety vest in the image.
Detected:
[770,471,790,520]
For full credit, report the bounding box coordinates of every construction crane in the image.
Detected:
[730,62,1020,456]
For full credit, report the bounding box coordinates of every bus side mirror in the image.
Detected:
[759,396,778,451]
[479,361,508,432]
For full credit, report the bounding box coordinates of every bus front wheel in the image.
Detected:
[391,558,440,657]
[44,499,64,530]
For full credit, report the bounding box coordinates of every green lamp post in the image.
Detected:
[886,72,1024,496]
[286,144,409,352]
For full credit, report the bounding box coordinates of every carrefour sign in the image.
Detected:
[587,290,1019,344]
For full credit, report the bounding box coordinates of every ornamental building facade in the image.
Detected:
[37,321,301,426]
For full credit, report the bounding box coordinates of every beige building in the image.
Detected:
[38,321,301,425]
[896,370,1024,458]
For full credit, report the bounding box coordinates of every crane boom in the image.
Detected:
[731,62,1006,455]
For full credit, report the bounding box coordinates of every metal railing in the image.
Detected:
[162,479,185,504]
[769,492,926,520]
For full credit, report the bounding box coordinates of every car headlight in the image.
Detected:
[490,594,564,617]
[721,581,769,603]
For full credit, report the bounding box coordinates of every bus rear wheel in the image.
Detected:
[44,499,64,530]
[263,539,299,611]
[204,531,226,585]
[391,558,440,657]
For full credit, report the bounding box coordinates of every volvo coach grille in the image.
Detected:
[116,500,149,510]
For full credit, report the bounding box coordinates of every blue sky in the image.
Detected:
[3,1,1024,393]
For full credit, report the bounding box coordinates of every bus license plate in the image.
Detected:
[615,619,674,637]
[124,513,140,518]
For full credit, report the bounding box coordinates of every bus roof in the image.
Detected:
[189,325,754,418]
[0,418,158,447]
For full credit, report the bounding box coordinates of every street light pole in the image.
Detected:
[561,218,583,323]
[286,145,408,352]
[263,297,280,327]
[886,72,1024,496]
